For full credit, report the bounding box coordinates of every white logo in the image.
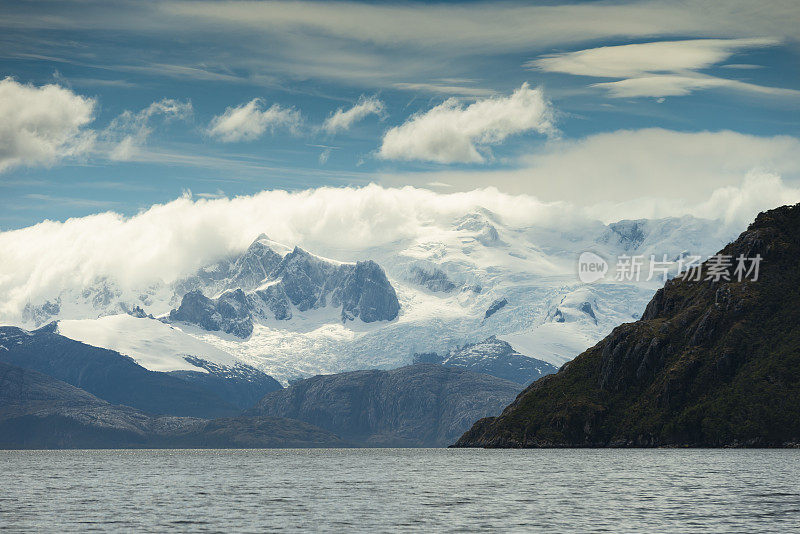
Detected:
[578,252,608,283]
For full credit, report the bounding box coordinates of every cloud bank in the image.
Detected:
[379,83,553,163]
[381,129,800,203]
[207,98,302,142]
[2,176,798,322]
[0,77,96,172]
[322,95,384,134]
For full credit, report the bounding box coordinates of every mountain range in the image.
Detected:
[10,211,732,385]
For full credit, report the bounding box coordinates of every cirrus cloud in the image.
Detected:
[0,77,96,173]
[529,38,778,78]
[527,38,798,99]
[379,83,554,164]
[106,98,193,161]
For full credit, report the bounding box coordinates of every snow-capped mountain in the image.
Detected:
[168,241,400,337]
[9,209,734,384]
[414,336,558,385]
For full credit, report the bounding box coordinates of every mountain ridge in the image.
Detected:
[0,324,281,417]
[0,360,344,449]
[249,364,521,447]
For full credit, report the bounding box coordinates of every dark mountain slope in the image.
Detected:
[250,364,521,447]
[0,324,279,418]
[0,360,201,448]
[0,361,343,449]
[455,204,800,448]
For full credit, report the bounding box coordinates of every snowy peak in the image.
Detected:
[456,209,504,247]
[596,216,722,258]
[228,237,284,290]
[546,288,598,326]
[175,235,289,297]
[415,336,557,385]
[603,219,647,250]
[169,243,400,337]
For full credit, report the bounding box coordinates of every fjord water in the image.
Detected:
[2,449,798,532]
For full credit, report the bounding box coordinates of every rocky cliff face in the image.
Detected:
[414,336,557,385]
[250,364,521,447]
[169,242,400,337]
[455,204,800,448]
[169,289,254,337]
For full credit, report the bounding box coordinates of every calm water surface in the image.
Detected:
[1,448,798,532]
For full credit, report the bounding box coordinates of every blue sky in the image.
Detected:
[1,0,799,229]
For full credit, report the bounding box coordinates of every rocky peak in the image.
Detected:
[603,219,647,250]
[169,245,400,337]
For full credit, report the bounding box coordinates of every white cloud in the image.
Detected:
[530,38,777,78]
[207,98,302,142]
[379,129,800,203]
[379,83,554,164]
[321,95,384,134]
[2,177,798,322]
[528,38,797,99]
[106,98,193,161]
[581,172,800,229]
[591,74,800,98]
[0,77,96,172]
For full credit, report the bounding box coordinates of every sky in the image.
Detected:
[1,0,799,230]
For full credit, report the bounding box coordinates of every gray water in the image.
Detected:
[1,449,799,533]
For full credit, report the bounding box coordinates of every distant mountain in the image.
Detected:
[414,336,557,384]
[249,364,521,446]
[455,204,800,448]
[169,240,400,337]
[12,213,732,383]
[0,324,281,417]
[0,361,343,449]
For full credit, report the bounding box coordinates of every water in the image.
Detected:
[1,449,798,533]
